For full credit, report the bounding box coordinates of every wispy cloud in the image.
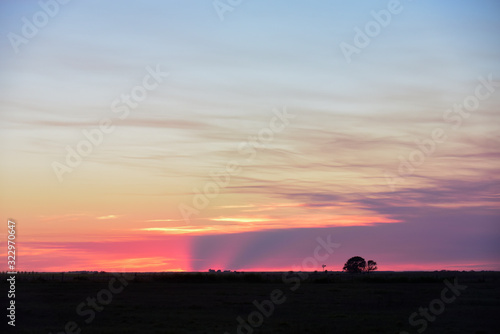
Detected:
[97,215,119,220]
[209,217,277,223]
[144,219,181,222]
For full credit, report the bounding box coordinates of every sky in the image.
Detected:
[0,0,499,272]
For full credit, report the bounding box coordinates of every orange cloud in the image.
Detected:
[137,214,400,235]
[97,215,119,220]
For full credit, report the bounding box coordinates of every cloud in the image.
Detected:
[144,219,182,222]
[97,215,119,220]
[209,217,277,223]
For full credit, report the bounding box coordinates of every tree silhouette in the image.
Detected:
[367,260,378,272]
[343,256,366,273]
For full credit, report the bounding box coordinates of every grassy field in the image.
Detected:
[2,271,499,333]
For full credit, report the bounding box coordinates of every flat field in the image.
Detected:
[2,271,499,334]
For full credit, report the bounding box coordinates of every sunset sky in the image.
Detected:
[0,0,499,272]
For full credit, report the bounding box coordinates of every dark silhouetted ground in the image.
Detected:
[2,271,498,333]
